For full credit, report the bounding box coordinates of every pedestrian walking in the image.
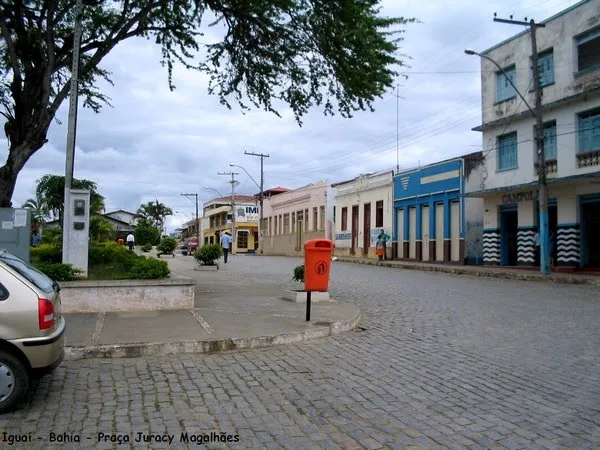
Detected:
[220,231,232,263]
[376,228,391,261]
[126,232,135,251]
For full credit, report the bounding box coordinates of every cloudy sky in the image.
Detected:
[3,0,579,232]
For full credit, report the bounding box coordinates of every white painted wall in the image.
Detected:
[333,171,393,249]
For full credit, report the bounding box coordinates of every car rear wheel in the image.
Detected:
[0,351,29,414]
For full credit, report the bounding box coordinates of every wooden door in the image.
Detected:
[363,203,371,256]
[436,203,444,261]
[451,201,460,261]
[351,205,359,254]
[409,207,416,259]
[397,208,404,259]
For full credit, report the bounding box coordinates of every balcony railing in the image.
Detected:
[533,159,558,176]
[577,150,600,168]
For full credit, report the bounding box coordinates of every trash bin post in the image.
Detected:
[306,291,311,322]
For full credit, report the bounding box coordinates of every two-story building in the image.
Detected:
[468,0,600,269]
[332,170,394,260]
[393,154,484,264]
[261,182,334,255]
[202,195,259,253]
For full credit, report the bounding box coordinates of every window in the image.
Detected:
[319,206,325,230]
[0,252,54,293]
[237,231,248,249]
[283,213,290,233]
[375,201,384,228]
[274,216,278,235]
[543,121,557,160]
[312,207,318,231]
[576,28,600,72]
[579,109,600,153]
[291,212,296,233]
[497,132,518,171]
[305,209,309,231]
[0,283,8,301]
[341,207,348,231]
[532,49,554,87]
[297,210,303,232]
[496,66,516,102]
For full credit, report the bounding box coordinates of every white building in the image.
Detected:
[332,170,394,260]
[468,0,600,269]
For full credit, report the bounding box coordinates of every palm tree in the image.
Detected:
[21,196,48,231]
[136,200,173,233]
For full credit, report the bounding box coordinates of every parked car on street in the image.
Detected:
[0,249,66,413]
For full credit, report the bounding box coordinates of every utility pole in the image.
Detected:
[494,15,549,275]
[181,193,199,253]
[245,151,270,254]
[219,171,239,254]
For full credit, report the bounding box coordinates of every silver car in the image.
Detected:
[0,249,66,413]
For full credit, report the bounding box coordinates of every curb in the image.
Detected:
[64,309,361,360]
[336,258,600,287]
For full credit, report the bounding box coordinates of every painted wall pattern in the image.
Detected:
[483,229,500,264]
[516,228,535,264]
[557,225,580,265]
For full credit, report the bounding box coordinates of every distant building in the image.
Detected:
[467,0,600,268]
[332,170,394,260]
[261,181,334,256]
[203,195,259,253]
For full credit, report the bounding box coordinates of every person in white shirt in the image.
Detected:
[126,233,135,251]
[220,232,232,263]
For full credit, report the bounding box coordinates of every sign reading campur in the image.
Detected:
[235,205,259,222]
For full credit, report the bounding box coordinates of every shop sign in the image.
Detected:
[502,190,539,205]
[335,233,352,240]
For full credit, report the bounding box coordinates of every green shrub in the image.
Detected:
[128,257,170,279]
[41,227,62,247]
[33,262,82,281]
[194,244,222,265]
[134,224,161,246]
[30,243,62,263]
[157,237,177,254]
[292,265,305,282]
[89,241,138,268]
[142,243,153,253]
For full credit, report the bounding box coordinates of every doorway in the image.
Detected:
[581,200,600,267]
[500,206,518,266]
[351,205,359,255]
[363,203,371,256]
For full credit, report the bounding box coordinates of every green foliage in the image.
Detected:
[0,0,416,207]
[157,237,177,254]
[194,244,223,266]
[30,243,62,264]
[21,195,48,228]
[142,243,153,253]
[293,265,305,282]
[88,241,138,267]
[128,257,171,279]
[89,215,116,243]
[41,227,62,247]
[34,175,105,222]
[135,222,161,246]
[136,201,173,232]
[32,262,82,282]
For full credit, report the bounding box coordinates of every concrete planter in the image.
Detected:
[282,289,331,303]
[59,277,196,313]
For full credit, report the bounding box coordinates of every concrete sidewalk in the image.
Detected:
[336,256,600,286]
[64,256,360,360]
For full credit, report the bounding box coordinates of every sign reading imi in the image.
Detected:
[235,206,259,222]
[502,190,539,205]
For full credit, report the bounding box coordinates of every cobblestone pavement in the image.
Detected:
[1,256,599,449]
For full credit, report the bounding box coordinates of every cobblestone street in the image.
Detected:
[1,256,599,449]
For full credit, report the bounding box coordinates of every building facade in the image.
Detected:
[332,171,394,259]
[202,195,259,254]
[393,154,484,264]
[261,181,333,255]
[469,0,600,268]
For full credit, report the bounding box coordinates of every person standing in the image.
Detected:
[220,231,232,263]
[126,232,135,251]
[376,228,391,261]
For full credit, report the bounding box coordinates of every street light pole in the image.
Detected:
[218,172,239,254]
[244,151,270,254]
[62,0,84,264]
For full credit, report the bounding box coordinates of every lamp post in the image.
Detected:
[466,48,549,275]
[230,163,262,253]
[204,186,230,248]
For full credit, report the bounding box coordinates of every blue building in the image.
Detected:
[393,153,484,264]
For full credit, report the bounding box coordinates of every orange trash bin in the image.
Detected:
[304,239,334,292]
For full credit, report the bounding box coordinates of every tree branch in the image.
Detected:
[0,11,23,85]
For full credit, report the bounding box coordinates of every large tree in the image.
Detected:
[35,173,104,223]
[0,0,414,207]
[136,200,172,232]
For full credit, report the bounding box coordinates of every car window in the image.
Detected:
[0,283,8,301]
[0,252,54,294]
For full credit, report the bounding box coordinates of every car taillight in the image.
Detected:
[38,298,54,330]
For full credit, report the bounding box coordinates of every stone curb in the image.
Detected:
[64,309,361,360]
[336,258,600,287]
